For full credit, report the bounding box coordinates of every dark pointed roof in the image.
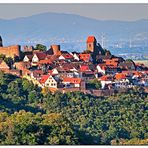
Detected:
[0,36,3,46]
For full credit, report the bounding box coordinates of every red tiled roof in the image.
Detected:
[79,53,91,62]
[115,73,126,80]
[133,71,143,77]
[87,36,96,43]
[23,68,31,74]
[34,52,47,60]
[48,70,53,75]
[46,55,60,62]
[33,70,44,75]
[100,75,113,81]
[62,63,76,71]
[100,75,109,81]
[80,65,90,72]
[62,54,73,59]
[97,64,107,70]
[38,59,52,64]
[63,77,81,84]
[39,74,50,84]
[26,55,33,61]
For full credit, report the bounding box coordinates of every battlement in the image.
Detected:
[0,45,21,59]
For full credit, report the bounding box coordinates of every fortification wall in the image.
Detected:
[0,45,21,58]
[51,45,61,55]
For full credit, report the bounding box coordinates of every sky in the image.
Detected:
[0,3,148,21]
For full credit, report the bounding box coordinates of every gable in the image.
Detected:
[32,54,39,62]
[59,55,65,60]
[23,55,29,62]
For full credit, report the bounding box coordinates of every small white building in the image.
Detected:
[96,64,106,74]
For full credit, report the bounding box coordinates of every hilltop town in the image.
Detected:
[0,35,148,96]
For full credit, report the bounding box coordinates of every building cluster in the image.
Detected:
[0,35,148,95]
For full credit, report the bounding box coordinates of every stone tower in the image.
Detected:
[86,36,97,52]
[0,36,3,47]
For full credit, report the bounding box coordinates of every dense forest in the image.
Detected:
[0,71,147,145]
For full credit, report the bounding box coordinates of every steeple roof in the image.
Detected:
[87,36,96,43]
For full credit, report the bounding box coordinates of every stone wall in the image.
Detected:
[0,45,21,59]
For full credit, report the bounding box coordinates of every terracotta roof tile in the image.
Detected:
[63,77,81,84]
[87,36,96,43]
[115,73,127,80]
[39,74,50,84]
[34,52,47,60]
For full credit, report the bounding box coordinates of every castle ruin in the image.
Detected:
[0,36,21,59]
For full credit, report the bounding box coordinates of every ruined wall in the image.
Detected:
[51,45,61,55]
[23,46,33,52]
[0,45,21,58]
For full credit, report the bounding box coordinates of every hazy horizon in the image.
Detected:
[0,3,148,21]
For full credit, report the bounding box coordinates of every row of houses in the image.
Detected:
[0,36,148,94]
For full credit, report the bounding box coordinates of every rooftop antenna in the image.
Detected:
[101,33,105,48]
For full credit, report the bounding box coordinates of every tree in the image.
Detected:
[35,44,47,52]
[87,78,101,89]
[22,79,34,92]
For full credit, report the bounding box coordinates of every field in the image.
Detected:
[134,60,148,67]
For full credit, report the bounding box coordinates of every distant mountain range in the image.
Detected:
[1,12,148,54]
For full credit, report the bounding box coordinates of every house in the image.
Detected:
[62,77,81,88]
[32,52,47,65]
[70,52,80,61]
[80,65,91,72]
[23,54,33,62]
[113,73,130,88]
[115,73,127,80]
[104,59,118,67]
[96,64,106,74]
[80,71,95,82]
[105,66,121,74]
[39,74,57,88]
[119,60,136,71]
[49,68,59,75]
[55,64,80,78]
[138,78,148,86]
[0,61,10,72]
[45,55,59,62]
[79,53,92,62]
[58,53,74,61]
[30,70,44,80]
[13,61,31,71]
[99,75,113,89]
[113,80,130,89]
[62,63,78,72]
[8,69,22,77]
[96,63,121,75]
[132,71,143,79]
[79,65,95,80]
[38,59,52,65]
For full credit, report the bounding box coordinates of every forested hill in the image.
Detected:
[0,72,148,145]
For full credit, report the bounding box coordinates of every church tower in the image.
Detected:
[86,36,97,52]
[0,36,3,47]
